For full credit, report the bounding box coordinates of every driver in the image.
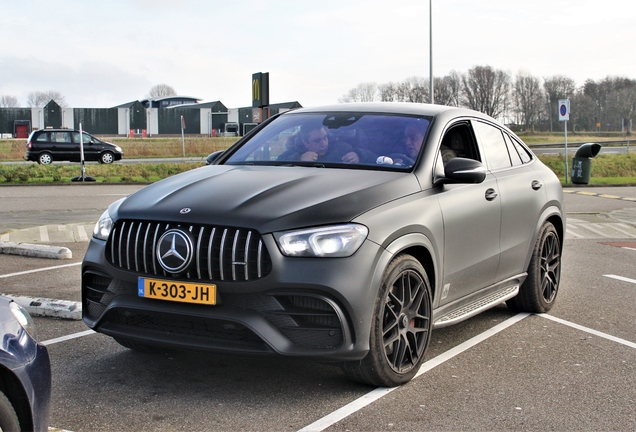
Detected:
[278,124,365,163]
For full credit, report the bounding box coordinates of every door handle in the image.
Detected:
[532,180,543,190]
[485,188,498,201]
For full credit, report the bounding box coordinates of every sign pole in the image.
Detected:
[564,120,568,184]
[180,115,186,158]
[558,99,570,184]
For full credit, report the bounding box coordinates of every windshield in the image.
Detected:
[224,112,431,170]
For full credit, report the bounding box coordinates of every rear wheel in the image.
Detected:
[0,390,20,432]
[507,222,561,313]
[342,254,432,387]
[38,152,52,165]
[99,151,114,164]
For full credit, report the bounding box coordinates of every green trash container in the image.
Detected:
[571,143,601,184]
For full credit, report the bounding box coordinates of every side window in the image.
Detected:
[36,132,48,142]
[502,133,523,166]
[440,123,481,163]
[473,121,511,171]
[510,135,533,164]
[52,132,71,143]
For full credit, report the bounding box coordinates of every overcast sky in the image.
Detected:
[0,0,633,109]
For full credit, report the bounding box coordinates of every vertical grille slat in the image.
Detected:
[257,240,263,278]
[207,227,216,280]
[118,222,126,268]
[142,223,151,274]
[134,223,142,272]
[231,230,240,281]
[244,231,252,281]
[125,222,134,270]
[219,229,228,281]
[107,220,271,282]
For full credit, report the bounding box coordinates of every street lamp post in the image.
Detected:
[429,0,434,104]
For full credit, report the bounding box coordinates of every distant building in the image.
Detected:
[140,96,202,109]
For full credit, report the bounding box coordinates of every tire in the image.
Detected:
[0,390,21,432]
[507,222,561,313]
[38,152,53,165]
[99,151,114,164]
[342,254,432,387]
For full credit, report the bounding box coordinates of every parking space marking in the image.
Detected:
[42,329,95,346]
[563,189,636,202]
[0,262,81,279]
[539,314,636,349]
[39,225,49,242]
[299,311,636,431]
[298,313,530,432]
[76,225,88,241]
[604,274,636,285]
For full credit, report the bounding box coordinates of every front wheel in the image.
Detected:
[507,222,561,313]
[342,254,432,387]
[0,390,20,432]
[99,151,114,164]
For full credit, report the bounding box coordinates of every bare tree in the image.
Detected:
[543,75,576,131]
[513,72,544,131]
[435,71,463,107]
[401,76,429,103]
[0,95,19,107]
[147,84,177,98]
[462,66,511,119]
[27,90,67,107]
[338,82,377,103]
[378,82,398,102]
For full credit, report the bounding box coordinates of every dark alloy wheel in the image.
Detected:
[507,222,561,313]
[343,254,432,387]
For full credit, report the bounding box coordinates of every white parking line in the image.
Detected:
[42,329,95,346]
[538,314,636,349]
[298,313,530,432]
[0,262,81,279]
[39,225,49,242]
[604,274,636,285]
[298,310,636,431]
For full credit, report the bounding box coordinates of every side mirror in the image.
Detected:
[441,157,487,184]
[206,150,224,165]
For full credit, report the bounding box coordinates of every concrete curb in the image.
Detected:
[4,294,81,320]
[0,241,72,259]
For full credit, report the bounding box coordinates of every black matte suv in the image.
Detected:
[26,129,123,164]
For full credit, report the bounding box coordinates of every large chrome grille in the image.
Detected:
[106,220,272,281]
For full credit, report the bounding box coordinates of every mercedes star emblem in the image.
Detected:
[156,229,193,273]
[180,208,191,214]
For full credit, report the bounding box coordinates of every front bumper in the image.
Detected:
[82,234,386,361]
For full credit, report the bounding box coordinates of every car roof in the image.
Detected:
[34,129,82,133]
[287,102,490,120]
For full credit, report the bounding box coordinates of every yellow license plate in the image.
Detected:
[138,277,216,305]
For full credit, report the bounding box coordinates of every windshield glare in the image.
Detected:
[225,113,431,169]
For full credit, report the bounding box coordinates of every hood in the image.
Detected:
[114,165,421,233]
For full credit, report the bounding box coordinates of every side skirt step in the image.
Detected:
[433,285,519,329]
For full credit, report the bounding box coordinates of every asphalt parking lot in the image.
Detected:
[1,184,635,431]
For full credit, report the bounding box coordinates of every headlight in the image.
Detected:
[10,301,38,341]
[93,209,113,240]
[275,224,368,257]
[115,146,123,152]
